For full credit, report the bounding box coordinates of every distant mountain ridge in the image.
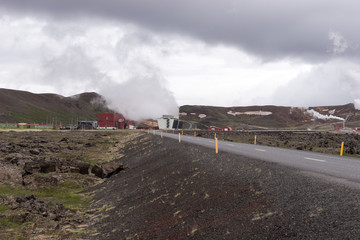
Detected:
[1,88,360,130]
[0,88,111,124]
[179,103,360,130]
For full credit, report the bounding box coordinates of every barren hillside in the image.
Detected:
[0,88,111,124]
[180,104,360,130]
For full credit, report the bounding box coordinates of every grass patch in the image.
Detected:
[0,204,10,213]
[0,182,91,209]
[0,217,22,230]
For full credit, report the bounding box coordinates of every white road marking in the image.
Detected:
[304,157,327,163]
[255,149,266,152]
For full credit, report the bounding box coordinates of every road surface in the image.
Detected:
[155,131,360,183]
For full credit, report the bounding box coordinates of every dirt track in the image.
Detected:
[85,134,360,239]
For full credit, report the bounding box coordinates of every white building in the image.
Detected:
[157,115,182,130]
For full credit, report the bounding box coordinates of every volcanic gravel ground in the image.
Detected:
[85,134,360,239]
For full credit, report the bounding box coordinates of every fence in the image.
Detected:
[0,123,57,130]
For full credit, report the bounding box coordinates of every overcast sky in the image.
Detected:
[1,0,360,119]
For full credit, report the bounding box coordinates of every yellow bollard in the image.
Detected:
[340,141,344,156]
[215,137,218,154]
[182,130,183,135]
[194,131,196,137]
[161,131,163,139]
[153,129,155,135]
[179,133,181,143]
[254,135,257,145]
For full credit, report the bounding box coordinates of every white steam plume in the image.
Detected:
[307,109,344,121]
[100,31,179,120]
[99,73,178,121]
[354,99,360,110]
[3,17,179,121]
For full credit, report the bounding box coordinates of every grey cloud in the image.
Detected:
[42,46,107,89]
[2,0,360,61]
[270,59,360,107]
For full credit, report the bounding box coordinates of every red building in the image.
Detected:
[98,113,126,129]
[333,123,343,131]
[208,126,222,131]
[222,126,233,131]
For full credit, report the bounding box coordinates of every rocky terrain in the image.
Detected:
[1,130,360,239]
[0,130,137,239]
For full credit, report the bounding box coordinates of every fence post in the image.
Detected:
[215,137,218,154]
[340,141,344,156]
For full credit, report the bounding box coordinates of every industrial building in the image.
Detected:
[98,113,127,129]
[157,115,183,130]
[77,121,98,130]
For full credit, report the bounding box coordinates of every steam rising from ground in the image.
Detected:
[98,58,178,120]
[99,31,179,120]
[0,16,178,120]
[307,109,344,121]
[354,99,360,110]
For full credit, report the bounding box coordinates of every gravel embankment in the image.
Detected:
[85,134,360,239]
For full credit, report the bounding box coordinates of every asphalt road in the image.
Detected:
[155,131,360,183]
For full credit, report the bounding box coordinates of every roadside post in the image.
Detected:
[340,141,344,156]
[215,137,218,154]
[179,133,181,143]
[182,130,183,135]
[161,131,163,139]
[153,129,155,136]
[194,131,196,137]
[254,135,257,145]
